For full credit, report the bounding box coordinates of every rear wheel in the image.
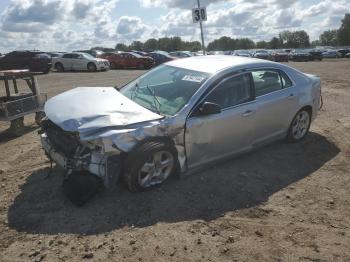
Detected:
[124,141,177,192]
[10,117,25,137]
[287,109,311,142]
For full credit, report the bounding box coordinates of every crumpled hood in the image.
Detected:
[45,87,163,133]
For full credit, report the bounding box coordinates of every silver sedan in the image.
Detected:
[41,55,321,194]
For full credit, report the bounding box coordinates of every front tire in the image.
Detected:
[287,109,311,142]
[124,142,177,192]
[87,63,97,72]
[55,63,64,72]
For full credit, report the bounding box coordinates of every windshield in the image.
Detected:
[129,52,143,58]
[120,65,210,116]
[82,53,95,59]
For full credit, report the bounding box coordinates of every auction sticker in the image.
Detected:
[182,75,205,82]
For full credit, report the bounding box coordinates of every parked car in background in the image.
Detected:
[322,50,341,58]
[0,51,52,74]
[53,52,109,72]
[104,52,154,69]
[40,55,321,203]
[308,49,323,61]
[232,50,251,57]
[288,49,311,62]
[207,51,225,55]
[269,49,289,62]
[47,52,64,58]
[336,49,350,58]
[252,50,271,60]
[147,51,176,66]
[74,50,105,58]
[169,51,193,58]
[131,50,149,56]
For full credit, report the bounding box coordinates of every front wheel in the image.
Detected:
[124,142,177,192]
[87,63,97,72]
[287,109,311,142]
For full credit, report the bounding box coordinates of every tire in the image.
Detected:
[87,63,97,72]
[10,117,25,137]
[55,63,64,72]
[287,109,311,143]
[124,141,177,192]
[110,62,116,69]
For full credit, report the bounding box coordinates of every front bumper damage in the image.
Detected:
[41,133,122,189]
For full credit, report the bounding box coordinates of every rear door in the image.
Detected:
[185,72,256,169]
[72,54,85,70]
[61,54,73,70]
[251,68,298,145]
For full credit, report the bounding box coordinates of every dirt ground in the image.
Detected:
[0,60,349,262]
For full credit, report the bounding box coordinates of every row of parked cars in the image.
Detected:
[0,50,180,73]
[206,48,350,62]
[1,47,349,74]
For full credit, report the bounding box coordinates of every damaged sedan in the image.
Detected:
[40,56,321,200]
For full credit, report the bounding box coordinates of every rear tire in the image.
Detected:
[287,109,311,142]
[124,141,177,192]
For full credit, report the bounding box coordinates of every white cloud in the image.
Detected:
[0,0,349,53]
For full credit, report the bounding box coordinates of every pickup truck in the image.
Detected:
[53,52,110,72]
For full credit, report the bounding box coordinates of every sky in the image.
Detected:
[0,0,349,52]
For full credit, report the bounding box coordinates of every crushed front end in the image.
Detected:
[40,119,122,189]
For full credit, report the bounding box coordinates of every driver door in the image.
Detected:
[185,72,256,169]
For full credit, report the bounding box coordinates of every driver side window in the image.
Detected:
[205,73,252,109]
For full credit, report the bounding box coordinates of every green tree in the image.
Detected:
[115,43,128,51]
[269,37,283,49]
[129,41,144,51]
[279,30,310,48]
[236,38,255,49]
[319,30,338,46]
[144,38,158,51]
[256,41,269,49]
[338,13,350,45]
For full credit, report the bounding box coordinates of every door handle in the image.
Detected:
[242,110,254,117]
[288,93,295,99]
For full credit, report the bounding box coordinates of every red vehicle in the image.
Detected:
[104,52,154,69]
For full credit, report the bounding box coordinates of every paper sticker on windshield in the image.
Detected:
[182,75,205,83]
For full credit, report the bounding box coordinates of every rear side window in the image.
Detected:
[206,73,252,109]
[62,54,73,58]
[280,71,293,88]
[252,70,283,97]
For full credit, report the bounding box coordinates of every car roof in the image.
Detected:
[165,55,277,74]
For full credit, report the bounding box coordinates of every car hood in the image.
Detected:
[44,87,163,133]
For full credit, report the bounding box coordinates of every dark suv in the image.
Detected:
[0,51,52,74]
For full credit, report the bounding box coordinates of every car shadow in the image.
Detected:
[7,132,339,235]
[0,125,38,144]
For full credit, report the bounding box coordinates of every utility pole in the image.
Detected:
[197,0,206,55]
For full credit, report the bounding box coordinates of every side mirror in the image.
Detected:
[199,102,221,115]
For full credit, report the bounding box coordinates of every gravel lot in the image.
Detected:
[0,60,349,261]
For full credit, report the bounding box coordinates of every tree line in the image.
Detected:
[94,13,350,52]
